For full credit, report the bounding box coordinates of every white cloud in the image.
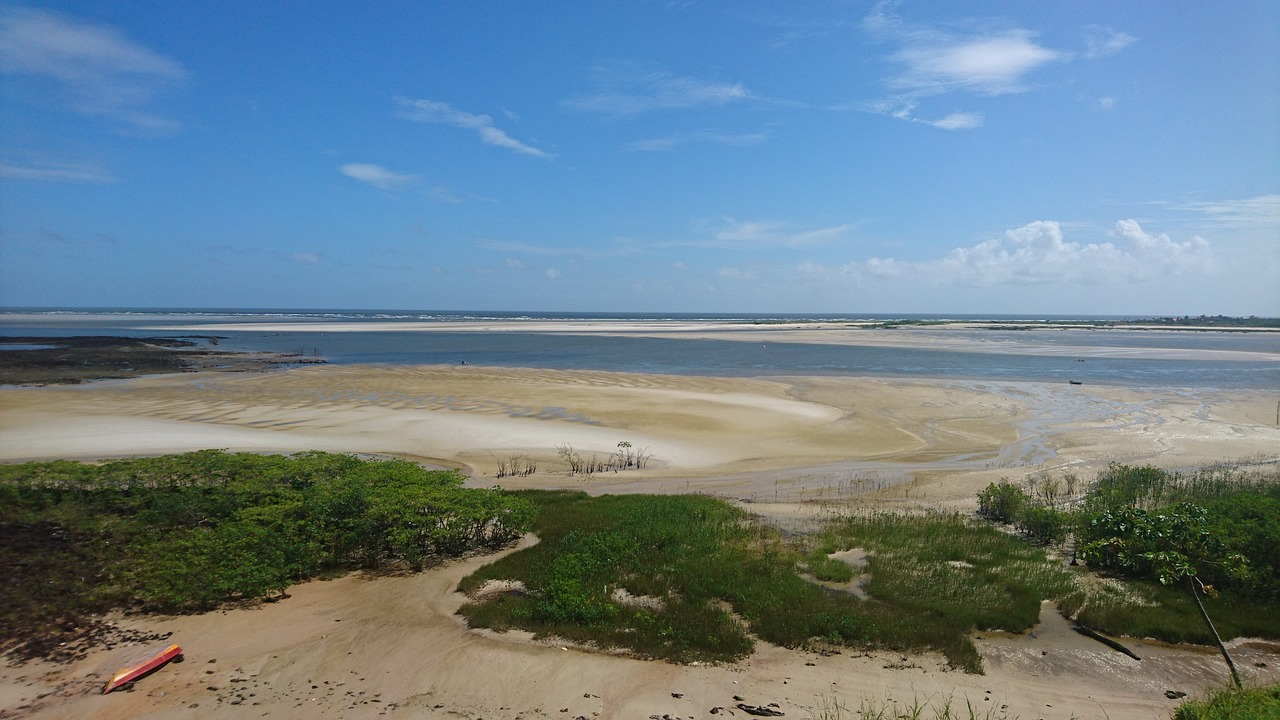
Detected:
[545,268,562,280]
[292,252,321,265]
[706,218,852,248]
[929,112,984,130]
[890,30,1062,96]
[339,163,416,190]
[563,64,757,115]
[0,7,186,132]
[1098,96,1116,110]
[1083,26,1137,59]
[396,98,554,159]
[0,159,114,183]
[845,98,984,131]
[858,3,1132,130]
[1183,195,1280,230]
[504,258,525,270]
[814,219,1214,287]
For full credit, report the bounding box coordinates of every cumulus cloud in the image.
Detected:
[0,159,114,183]
[545,268,562,279]
[810,219,1213,287]
[291,252,321,265]
[563,64,759,115]
[339,163,416,190]
[0,7,187,132]
[396,98,554,159]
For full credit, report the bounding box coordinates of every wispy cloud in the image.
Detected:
[339,163,416,190]
[1183,195,1280,230]
[711,217,849,248]
[0,159,114,183]
[1083,25,1137,59]
[623,131,767,152]
[291,252,321,265]
[0,7,187,133]
[805,219,1213,287]
[929,112,984,131]
[563,64,760,115]
[686,218,852,249]
[396,98,554,159]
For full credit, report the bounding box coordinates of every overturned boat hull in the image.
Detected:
[102,643,183,694]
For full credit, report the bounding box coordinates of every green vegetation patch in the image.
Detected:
[820,511,1075,672]
[0,451,534,662]
[974,463,1280,656]
[1173,683,1280,720]
[460,492,862,664]
[459,495,1074,672]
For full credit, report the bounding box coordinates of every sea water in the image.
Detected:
[2,309,1277,391]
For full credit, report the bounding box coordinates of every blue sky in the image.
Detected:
[2,1,1278,315]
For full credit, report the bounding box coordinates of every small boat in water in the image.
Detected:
[1069,379,1083,385]
[102,643,184,693]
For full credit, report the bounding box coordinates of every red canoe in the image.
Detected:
[102,643,184,694]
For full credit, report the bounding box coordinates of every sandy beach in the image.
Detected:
[2,330,1279,718]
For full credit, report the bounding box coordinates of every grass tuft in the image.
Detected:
[1172,683,1280,720]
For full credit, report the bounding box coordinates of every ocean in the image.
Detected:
[2,309,1278,390]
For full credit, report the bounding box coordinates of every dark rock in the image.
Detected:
[736,704,784,716]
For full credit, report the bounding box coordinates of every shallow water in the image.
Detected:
[2,311,1276,390]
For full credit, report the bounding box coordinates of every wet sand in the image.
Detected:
[1,357,1278,719]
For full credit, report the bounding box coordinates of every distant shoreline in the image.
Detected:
[3,307,1277,327]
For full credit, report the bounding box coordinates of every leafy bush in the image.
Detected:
[1015,506,1069,545]
[0,451,536,648]
[976,480,1028,524]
